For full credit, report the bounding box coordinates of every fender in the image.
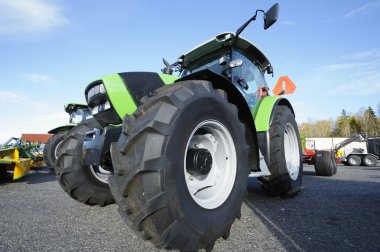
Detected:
[254,96,295,132]
[48,124,75,134]
[254,96,295,166]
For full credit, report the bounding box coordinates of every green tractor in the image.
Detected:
[57,3,302,250]
[44,103,91,172]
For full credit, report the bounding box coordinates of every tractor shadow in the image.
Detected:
[243,172,380,251]
[302,170,317,176]
[0,166,56,185]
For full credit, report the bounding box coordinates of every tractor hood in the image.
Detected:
[85,72,178,126]
[178,32,271,70]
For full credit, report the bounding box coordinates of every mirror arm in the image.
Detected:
[236,17,255,37]
[235,10,265,37]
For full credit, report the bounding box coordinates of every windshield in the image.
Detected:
[70,109,92,124]
[233,50,267,90]
[82,109,92,120]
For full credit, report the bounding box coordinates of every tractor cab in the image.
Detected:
[47,103,92,135]
[178,32,272,107]
[179,33,271,78]
[160,4,281,108]
[64,103,92,124]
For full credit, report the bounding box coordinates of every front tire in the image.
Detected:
[43,131,67,174]
[258,106,303,197]
[56,118,114,206]
[109,81,250,251]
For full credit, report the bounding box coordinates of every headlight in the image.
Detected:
[91,101,111,115]
[86,82,110,115]
[104,101,111,110]
[87,83,106,101]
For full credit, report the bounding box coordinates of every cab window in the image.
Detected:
[232,50,267,95]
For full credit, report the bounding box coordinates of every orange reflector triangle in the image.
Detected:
[273,76,296,95]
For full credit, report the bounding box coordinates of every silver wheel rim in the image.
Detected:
[284,123,300,181]
[365,156,375,165]
[184,120,237,210]
[54,140,64,159]
[350,156,360,166]
[90,165,111,184]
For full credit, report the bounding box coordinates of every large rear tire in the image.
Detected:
[43,131,67,174]
[314,150,337,176]
[109,81,250,251]
[56,118,114,206]
[258,106,303,197]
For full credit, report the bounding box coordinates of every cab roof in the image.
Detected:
[178,32,271,70]
[64,103,88,113]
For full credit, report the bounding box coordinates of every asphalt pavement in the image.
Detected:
[0,164,379,252]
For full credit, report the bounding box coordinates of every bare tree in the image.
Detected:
[299,107,379,137]
[358,107,379,137]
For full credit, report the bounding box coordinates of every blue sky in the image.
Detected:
[0,0,379,142]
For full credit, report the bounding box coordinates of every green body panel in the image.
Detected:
[250,98,263,120]
[48,124,75,134]
[159,74,179,84]
[0,146,16,152]
[0,143,40,160]
[254,96,281,132]
[109,124,122,127]
[101,74,137,118]
[100,73,177,120]
[300,134,306,150]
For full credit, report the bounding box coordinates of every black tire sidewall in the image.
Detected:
[62,124,109,187]
[259,106,303,196]
[315,150,336,176]
[164,96,248,238]
[58,119,114,206]
[363,155,376,167]
[280,111,302,190]
[44,131,66,168]
[348,155,360,166]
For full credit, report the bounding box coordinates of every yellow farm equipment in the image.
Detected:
[0,137,45,180]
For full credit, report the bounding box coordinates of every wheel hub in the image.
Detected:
[184,120,237,209]
[186,148,213,175]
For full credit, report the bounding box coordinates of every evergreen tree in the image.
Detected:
[335,109,351,137]
[348,116,361,135]
[360,107,379,137]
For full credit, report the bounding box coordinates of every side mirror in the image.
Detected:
[266,65,273,75]
[162,58,173,75]
[264,3,279,30]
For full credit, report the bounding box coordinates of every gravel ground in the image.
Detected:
[0,164,379,251]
